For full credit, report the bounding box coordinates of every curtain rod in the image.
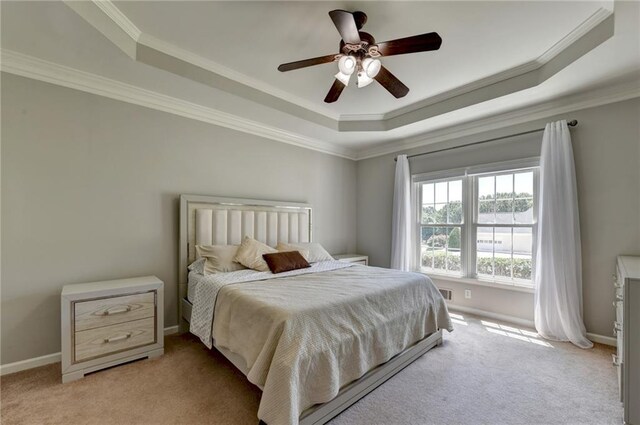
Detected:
[394,120,578,162]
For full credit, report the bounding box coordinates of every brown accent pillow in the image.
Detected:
[262,251,311,274]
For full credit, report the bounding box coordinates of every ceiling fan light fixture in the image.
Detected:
[334,71,351,86]
[357,71,374,88]
[362,57,381,78]
[337,55,356,75]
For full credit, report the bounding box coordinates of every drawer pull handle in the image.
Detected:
[102,306,132,316]
[104,332,132,344]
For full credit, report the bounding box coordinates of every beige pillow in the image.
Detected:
[276,242,334,263]
[195,245,247,275]
[234,236,278,272]
[276,246,310,261]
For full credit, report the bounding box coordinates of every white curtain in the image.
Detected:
[534,120,592,349]
[391,154,412,271]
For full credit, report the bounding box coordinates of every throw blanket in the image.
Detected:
[190,261,452,425]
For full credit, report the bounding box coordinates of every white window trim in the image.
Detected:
[413,158,539,291]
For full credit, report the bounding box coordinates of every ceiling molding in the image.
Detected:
[65,1,616,133]
[341,7,615,131]
[378,7,612,123]
[2,49,637,163]
[92,0,141,42]
[0,49,356,160]
[137,33,340,121]
[355,79,640,160]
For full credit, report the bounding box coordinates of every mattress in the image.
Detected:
[189,261,452,425]
[187,271,205,303]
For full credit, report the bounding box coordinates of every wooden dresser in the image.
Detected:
[61,276,164,383]
[614,256,639,425]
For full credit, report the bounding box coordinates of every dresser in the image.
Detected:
[614,256,639,425]
[61,276,164,383]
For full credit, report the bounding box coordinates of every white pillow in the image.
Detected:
[196,244,247,275]
[234,237,278,272]
[276,242,334,263]
[188,258,206,275]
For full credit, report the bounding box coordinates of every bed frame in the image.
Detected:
[178,194,443,425]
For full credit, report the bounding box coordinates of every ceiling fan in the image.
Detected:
[277,10,442,103]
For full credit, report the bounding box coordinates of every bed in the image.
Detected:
[178,195,452,425]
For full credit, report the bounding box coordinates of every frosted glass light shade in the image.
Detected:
[338,56,356,75]
[362,58,381,78]
[334,72,351,86]
[357,72,374,88]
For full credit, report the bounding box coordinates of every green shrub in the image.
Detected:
[422,251,531,280]
[422,250,461,271]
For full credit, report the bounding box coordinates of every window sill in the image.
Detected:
[419,272,535,294]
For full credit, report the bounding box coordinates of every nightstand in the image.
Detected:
[334,254,369,266]
[61,276,164,383]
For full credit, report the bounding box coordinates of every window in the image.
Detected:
[416,161,538,288]
[419,178,463,275]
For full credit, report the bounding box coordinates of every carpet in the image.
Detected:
[0,313,622,425]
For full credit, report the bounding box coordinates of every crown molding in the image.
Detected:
[137,33,340,121]
[3,49,637,163]
[354,79,640,160]
[377,7,613,123]
[92,0,141,42]
[0,49,356,160]
[65,1,616,133]
[69,0,339,123]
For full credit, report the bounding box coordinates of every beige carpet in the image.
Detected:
[1,313,622,425]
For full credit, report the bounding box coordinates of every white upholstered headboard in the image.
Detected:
[178,195,312,327]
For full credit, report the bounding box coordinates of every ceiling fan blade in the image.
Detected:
[278,54,338,72]
[376,32,442,57]
[324,79,346,103]
[374,66,409,98]
[329,10,361,44]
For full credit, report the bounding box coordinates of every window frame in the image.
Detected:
[415,175,466,278]
[413,158,539,290]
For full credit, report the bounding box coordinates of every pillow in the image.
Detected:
[276,246,310,262]
[187,257,206,275]
[262,251,311,274]
[195,244,247,275]
[276,242,334,263]
[234,236,278,272]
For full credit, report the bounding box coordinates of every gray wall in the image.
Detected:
[1,73,357,364]
[357,98,640,336]
[2,69,639,365]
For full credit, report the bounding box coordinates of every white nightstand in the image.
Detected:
[334,254,369,266]
[61,276,164,383]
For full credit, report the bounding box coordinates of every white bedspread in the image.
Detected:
[190,261,452,425]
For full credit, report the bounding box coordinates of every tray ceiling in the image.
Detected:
[114,1,610,118]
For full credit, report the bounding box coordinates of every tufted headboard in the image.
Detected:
[178,195,312,326]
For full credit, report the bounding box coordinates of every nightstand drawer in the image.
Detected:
[74,317,156,362]
[74,292,155,332]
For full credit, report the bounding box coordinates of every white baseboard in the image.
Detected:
[586,332,616,347]
[447,303,536,328]
[0,352,62,376]
[448,303,616,347]
[1,325,181,376]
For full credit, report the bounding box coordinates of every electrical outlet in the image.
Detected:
[464,289,471,299]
